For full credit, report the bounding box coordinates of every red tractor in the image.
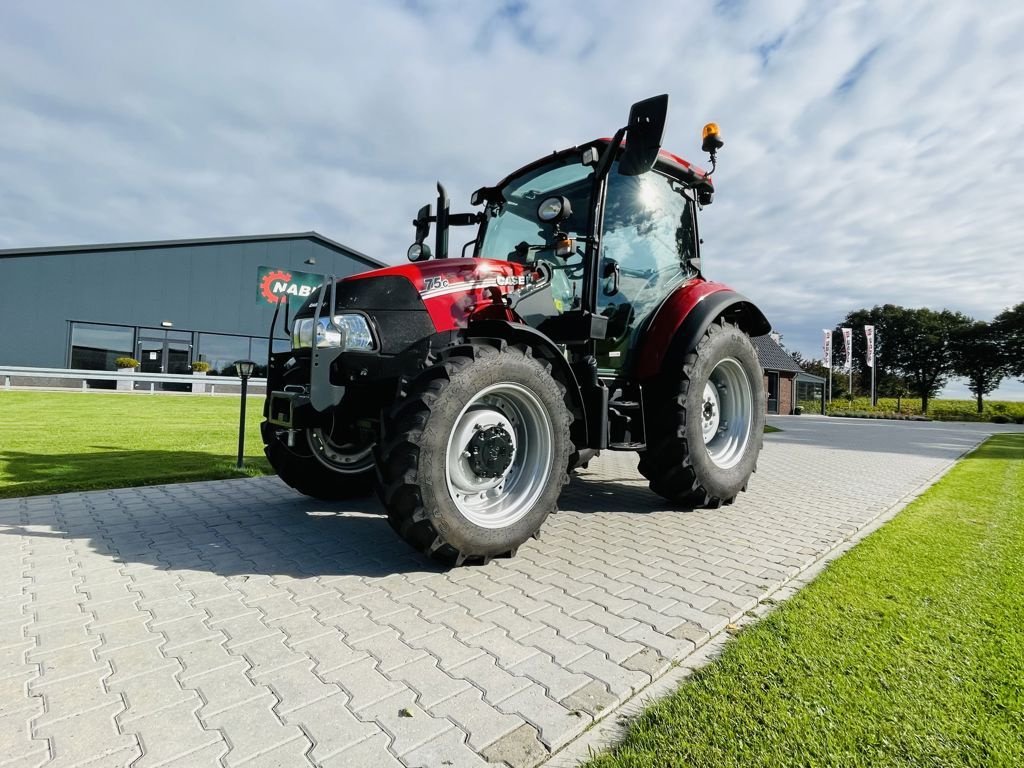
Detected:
[261,95,769,565]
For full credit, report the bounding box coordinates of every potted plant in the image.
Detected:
[114,357,139,392]
[191,360,211,393]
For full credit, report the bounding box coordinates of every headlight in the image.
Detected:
[291,314,376,351]
[537,195,572,223]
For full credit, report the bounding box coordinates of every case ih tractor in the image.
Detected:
[261,95,769,566]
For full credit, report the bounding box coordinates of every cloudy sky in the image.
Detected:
[2,0,1022,396]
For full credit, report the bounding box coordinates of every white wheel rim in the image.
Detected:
[701,357,753,470]
[444,382,554,529]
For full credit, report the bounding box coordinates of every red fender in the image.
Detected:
[633,279,769,379]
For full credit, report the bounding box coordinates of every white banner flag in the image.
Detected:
[865,325,875,368]
[841,327,852,372]
[823,329,832,367]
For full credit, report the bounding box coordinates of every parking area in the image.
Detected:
[2,417,1019,768]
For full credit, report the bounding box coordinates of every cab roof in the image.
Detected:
[491,138,714,198]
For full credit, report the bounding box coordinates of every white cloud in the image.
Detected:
[1,0,1022,396]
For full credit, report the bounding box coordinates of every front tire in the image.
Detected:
[262,423,375,501]
[377,340,572,566]
[638,319,765,506]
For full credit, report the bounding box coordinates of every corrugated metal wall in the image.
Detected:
[0,236,378,367]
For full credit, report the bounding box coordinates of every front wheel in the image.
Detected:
[638,319,765,506]
[377,340,572,566]
[262,422,375,500]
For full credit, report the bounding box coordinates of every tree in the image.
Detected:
[994,302,1024,381]
[836,305,970,413]
[951,322,1010,413]
[838,305,910,397]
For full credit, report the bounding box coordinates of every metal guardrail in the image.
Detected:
[0,365,267,393]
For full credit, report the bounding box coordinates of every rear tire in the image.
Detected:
[377,340,572,566]
[638,319,764,506]
[262,423,375,501]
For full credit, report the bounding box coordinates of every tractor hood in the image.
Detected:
[296,258,537,334]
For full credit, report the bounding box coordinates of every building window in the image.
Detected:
[196,333,252,376]
[70,322,135,371]
[68,323,287,381]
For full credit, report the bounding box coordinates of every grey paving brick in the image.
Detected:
[361,691,453,758]
[430,688,526,752]
[34,700,140,768]
[264,609,332,646]
[388,655,471,709]
[201,692,309,767]
[481,723,548,768]
[318,732,402,768]
[327,656,405,712]
[400,727,490,768]
[561,679,617,718]
[280,692,378,764]
[509,653,592,701]
[119,698,223,768]
[348,628,427,674]
[211,611,280,649]
[451,653,534,705]
[496,683,588,751]
[570,649,652,697]
[293,632,368,674]
[466,627,539,668]
[190,661,266,716]
[408,629,485,670]
[172,638,244,681]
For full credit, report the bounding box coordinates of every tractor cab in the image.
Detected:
[408,94,720,378]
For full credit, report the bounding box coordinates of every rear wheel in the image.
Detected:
[377,340,572,566]
[262,421,375,500]
[638,319,764,506]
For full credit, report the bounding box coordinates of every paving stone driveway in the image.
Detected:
[2,417,1017,768]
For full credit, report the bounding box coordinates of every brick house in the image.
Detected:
[752,335,805,414]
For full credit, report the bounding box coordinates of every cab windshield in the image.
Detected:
[477,154,594,262]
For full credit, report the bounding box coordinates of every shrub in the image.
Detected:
[190,361,211,373]
[991,414,1011,424]
[114,357,140,369]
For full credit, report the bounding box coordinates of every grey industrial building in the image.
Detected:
[0,232,383,383]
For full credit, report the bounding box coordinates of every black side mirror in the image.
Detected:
[602,259,620,296]
[413,203,433,245]
[618,94,669,176]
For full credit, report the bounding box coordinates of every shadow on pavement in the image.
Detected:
[0,478,449,579]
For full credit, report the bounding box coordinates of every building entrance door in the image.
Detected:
[137,330,192,391]
[766,372,780,414]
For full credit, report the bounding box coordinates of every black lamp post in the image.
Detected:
[234,360,256,469]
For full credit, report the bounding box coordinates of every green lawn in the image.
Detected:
[1,390,782,499]
[0,391,270,498]
[587,433,1024,768]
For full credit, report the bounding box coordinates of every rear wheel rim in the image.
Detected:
[445,383,554,529]
[701,357,753,470]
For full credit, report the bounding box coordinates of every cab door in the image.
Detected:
[595,170,698,375]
